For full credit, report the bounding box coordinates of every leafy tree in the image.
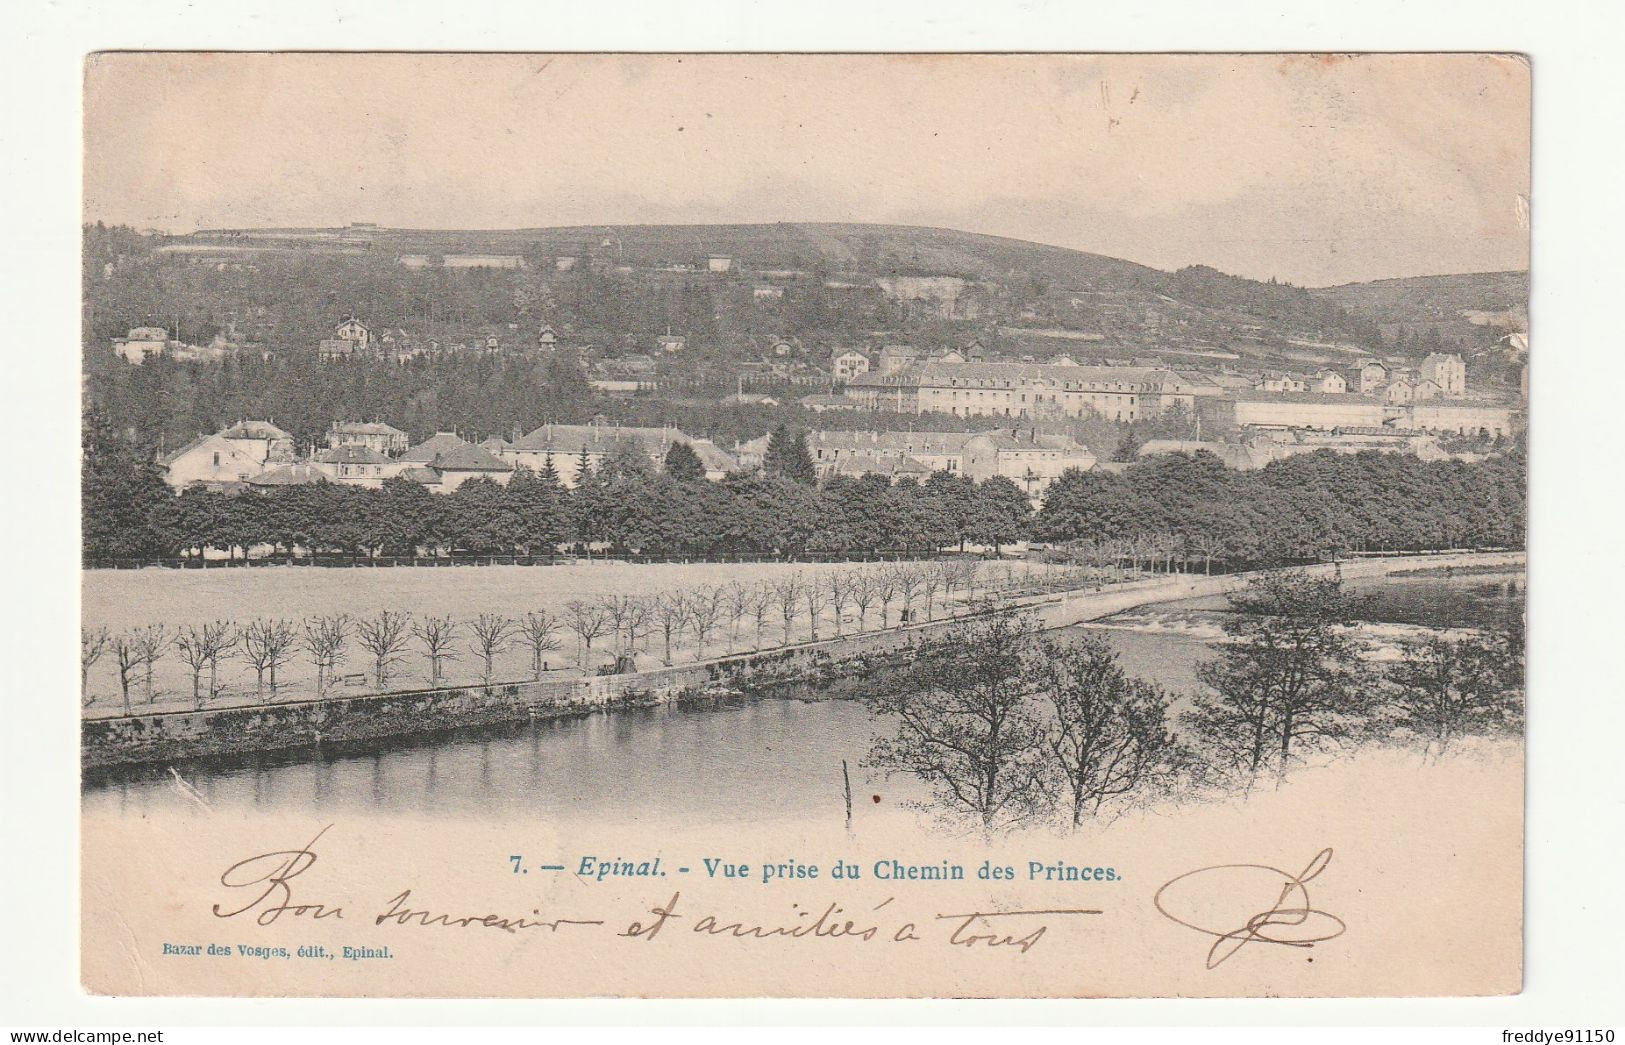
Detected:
[663,440,706,482]
[1385,629,1524,755]
[864,611,1049,830]
[1186,572,1373,785]
[1112,427,1143,462]
[969,476,1031,553]
[1037,633,1180,825]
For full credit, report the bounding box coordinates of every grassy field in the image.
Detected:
[81,559,1074,714]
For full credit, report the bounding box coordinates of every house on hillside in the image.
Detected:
[1310,369,1347,394]
[656,334,687,354]
[1419,352,1467,396]
[112,326,169,365]
[1357,359,1389,394]
[706,255,733,273]
[877,345,919,375]
[320,317,377,362]
[831,349,871,381]
[326,421,409,456]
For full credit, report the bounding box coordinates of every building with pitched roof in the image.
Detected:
[312,445,405,487]
[1419,353,1467,396]
[961,429,1097,501]
[112,326,169,365]
[400,432,514,490]
[325,421,409,456]
[500,423,737,486]
[158,421,296,489]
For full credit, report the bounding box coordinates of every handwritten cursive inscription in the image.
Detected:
[1153,848,1346,969]
[212,824,345,926]
[211,828,1105,956]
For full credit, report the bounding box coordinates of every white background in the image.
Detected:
[2,0,1621,1029]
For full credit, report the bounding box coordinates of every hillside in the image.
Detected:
[1311,271,1528,349]
[169,221,1387,356]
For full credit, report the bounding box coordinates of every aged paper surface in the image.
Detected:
[79,52,1529,998]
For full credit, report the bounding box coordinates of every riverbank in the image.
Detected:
[81,550,1524,771]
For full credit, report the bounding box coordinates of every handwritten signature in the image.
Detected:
[1153,848,1346,969]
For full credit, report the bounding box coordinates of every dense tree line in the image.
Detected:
[82,428,1035,562]
[865,573,1525,831]
[83,410,1525,565]
[1033,447,1526,561]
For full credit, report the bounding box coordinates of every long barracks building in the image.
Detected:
[844,360,1224,422]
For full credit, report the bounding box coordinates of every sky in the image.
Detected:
[83,52,1530,287]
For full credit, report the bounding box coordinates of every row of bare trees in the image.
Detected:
[81,558,1116,715]
[81,608,566,713]
[553,558,1084,670]
[1044,534,1234,576]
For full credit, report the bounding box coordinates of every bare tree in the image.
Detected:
[826,572,853,636]
[800,576,829,640]
[850,570,877,632]
[652,591,692,666]
[81,626,110,704]
[721,580,751,652]
[602,593,640,659]
[132,624,171,705]
[356,610,412,688]
[893,563,924,625]
[864,612,1049,831]
[301,615,352,699]
[242,618,298,702]
[746,582,774,651]
[772,575,803,645]
[688,586,725,659]
[111,631,142,716]
[1191,534,1226,576]
[467,613,516,684]
[175,621,238,711]
[921,561,945,622]
[564,600,610,670]
[412,615,460,686]
[624,595,654,660]
[517,610,562,680]
[873,568,899,627]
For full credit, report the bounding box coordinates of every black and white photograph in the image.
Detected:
[62,50,1538,1000]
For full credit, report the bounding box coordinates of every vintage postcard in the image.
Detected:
[79,52,1528,998]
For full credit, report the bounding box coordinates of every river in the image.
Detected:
[81,569,1525,825]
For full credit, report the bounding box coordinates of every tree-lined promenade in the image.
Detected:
[84,418,1525,567]
[81,558,1103,717]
